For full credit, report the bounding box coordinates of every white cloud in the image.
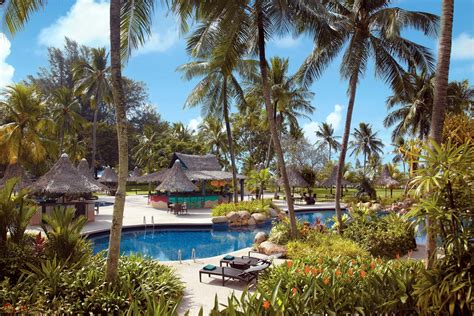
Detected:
[0,33,15,89]
[38,0,110,48]
[272,35,301,48]
[135,27,179,55]
[451,33,474,60]
[302,121,320,145]
[325,104,344,130]
[187,116,202,133]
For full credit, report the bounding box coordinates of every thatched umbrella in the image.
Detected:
[77,158,92,178]
[321,166,351,194]
[127,166,142,182]
[0,163,32,191]
[277,167,309,188]
[376,165,400,197]
[28,154,102,195]
[99,166,118,184]
[156,160,198,192]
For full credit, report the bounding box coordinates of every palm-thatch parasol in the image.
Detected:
[375,165,400,197]
[127,166,142,182]
[28,154,103,195]
[77,158,93,178]
[135,168,169,184]
[0,163,32,191]
[321,166,351,194]
[99,167,118,184]
[277,167,309,188]
[156,160,198,192]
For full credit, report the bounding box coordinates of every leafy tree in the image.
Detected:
[133,125,161,174]
[349,123,384,175]
[298,0,437,231]
[315,122,341,161]
[198,116,228,165]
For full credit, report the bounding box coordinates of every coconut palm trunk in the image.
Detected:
[256,0,297,237]
[335,71,360,233]
[105,0,129,285]
[222,78,239,203]
[91,107,99,174]
[426,0,454,268]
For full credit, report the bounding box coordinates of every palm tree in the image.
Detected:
[73,47,113,174]
[198,116,228,163]
[315,122,341,161]
[297,0,438,231]
[246,56,315,167]
[0,84,55,165]
[48,87,85,154]
[133,125,160,174]
[427,0,454,269]
[350,123,384,175]
[177,57,253,203]
[391,136,407,175]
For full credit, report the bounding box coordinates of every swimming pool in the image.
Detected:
[89,210,340,261]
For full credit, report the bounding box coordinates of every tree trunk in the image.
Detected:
[426,0,454,269]
[59,128,64,156]
[91,107,99,173]
[222,78,239,203]
[105,0,129,285]
[255,0,297,237]
[335,70,360,234]
[328,143,331,161]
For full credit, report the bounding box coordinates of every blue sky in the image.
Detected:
[1,0,473,162]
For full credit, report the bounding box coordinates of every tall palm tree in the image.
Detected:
[133,125,160,174]
[48,86,85,154]
[297,0,438,231]
[73,47,113,174]
[315,122,341,161]
[391,136,407,175]
[349,123,384,175]
[246,56,315,167]
[198,116,228,162]
[177,57,253,203]
[0,84,55,165]
[427,0,454,269]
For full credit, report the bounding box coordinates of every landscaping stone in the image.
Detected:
[226,211,240,221]
[254,232,267,244]
[248,217,256,226]
[237,210,251,220]
[212,216,228,224]
[363,202,372,208]
[370,203,382,212]
[251,213,267,224]
[269,208,279,218]
[258,241,287,256]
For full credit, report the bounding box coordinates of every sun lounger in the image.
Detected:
[199,262,270,286]
[220,251,281,269]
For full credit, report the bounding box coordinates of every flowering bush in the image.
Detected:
[213,256,424,315]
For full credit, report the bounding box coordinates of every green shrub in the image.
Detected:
[212,256,424,314]
[267,218,305,245]
[287,231,369,260]
[212,199,271,216]
[0,254,184,314]
[344,208,416,258]
[0,239,41,283]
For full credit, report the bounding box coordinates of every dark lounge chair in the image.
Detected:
[199,262,270,286]
[220,251,282,269]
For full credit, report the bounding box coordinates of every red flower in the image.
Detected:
[311,267,318,276]
[263,300,271,310]
[351,259,357,265]
[304,265,310,274]
[370,262,376,270]
[287,260,293,269]
[360,270,367,278]
[335,269,342,277]
[323,277,330,285]
[292,287,297,296]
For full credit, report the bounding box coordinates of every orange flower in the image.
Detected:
[360,270,367,278]
[304,265,310,274]
[348,268,354,277]
[351,259,357,265]
[335,269,342,277]
[263,300,270,310]
[287,260,293,269]
[323,277,330,285]
[396,252,400,259]
[370,262,376,270]
[311,267,318,276]
[292,287,297,296]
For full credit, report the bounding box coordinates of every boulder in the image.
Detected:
[363,202,372,208]
[226,211,240,222]
[254,232,267,244]
[268,208,279,218]
[237,211,251,220]
[370,203,382,212]
[212,216,228,224]
[248,217,256,226]
[251,213,268,224]
[258,241,287,256]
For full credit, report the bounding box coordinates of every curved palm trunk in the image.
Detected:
[335,71,360,234]
[105,0,129,285]
[91,107,99,174]
[328,143,331,161]
[59,128,64,156]
[427,0,454,269]
[222,78,239,203]
[256,0,297,237]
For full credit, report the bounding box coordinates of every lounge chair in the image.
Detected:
[199,262,270,286]
[220,251,282,269]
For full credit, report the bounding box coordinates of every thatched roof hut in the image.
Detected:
[277,167,309,187]
[99,167,118,184]
[375,165,400,187]
[0,164,32,191]
[135,168,169,183]
[77,158,93,178]
[171,152,221,170]
[156,160,198,192]
[321,166,351,187]
[28,154,102,195]
[127,166,142,182]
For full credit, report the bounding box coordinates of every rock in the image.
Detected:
[248,217,256,226]
[251,213,267,224]
[237,211,251,220]
[258,241,287,256]
[226,211,240,222]
[212,216,228,224]
[370,203,382,212]
[269,208,279,218]
[363,202,372,208]
[254,232,267,244]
